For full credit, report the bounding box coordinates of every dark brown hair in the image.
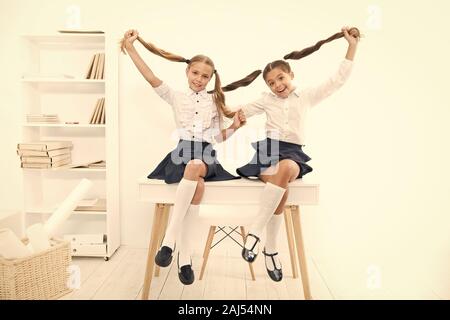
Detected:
[221,27,360,90]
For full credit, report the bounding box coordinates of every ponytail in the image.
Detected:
[212,70,234,119]
[120,33,235,125]
[120,36,190,64]
[220,27,360,91]
[284,27,360,60]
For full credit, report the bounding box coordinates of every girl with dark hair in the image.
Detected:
[120,29,246,285]
[223,26,360,282]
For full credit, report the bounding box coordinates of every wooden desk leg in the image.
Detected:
[142,203,165,300]
[240,226,256,281]
[283,206,299,279]
[199,226,216,280]
[290,205,312,300]
[155,205,171,277]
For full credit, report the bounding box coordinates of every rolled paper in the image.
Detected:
[0,228,32,259]
[26,223,51,253]
[44,178,93,236]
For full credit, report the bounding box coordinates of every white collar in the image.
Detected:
[187,87,208,99]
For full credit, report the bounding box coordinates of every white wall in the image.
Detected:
[1,0,449,299]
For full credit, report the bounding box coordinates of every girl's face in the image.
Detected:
[265,67,295,99]
[186,62,213,92]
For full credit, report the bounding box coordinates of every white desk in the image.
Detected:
[138,177,319,300]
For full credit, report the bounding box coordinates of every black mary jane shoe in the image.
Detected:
[177,253,195,285]
[241,233,260,263]
[155,244,175,267]
[263,249,283,282]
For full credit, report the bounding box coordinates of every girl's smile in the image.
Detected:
[265,67,295,99]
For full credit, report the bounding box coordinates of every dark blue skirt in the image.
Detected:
[236,138,313,179]
[147,140,240,184]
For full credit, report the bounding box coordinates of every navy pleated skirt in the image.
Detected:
[236,138,313,179]
[147,139,240,184]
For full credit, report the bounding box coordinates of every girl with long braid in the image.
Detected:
[120,29,245,285]
[223,26,360,282]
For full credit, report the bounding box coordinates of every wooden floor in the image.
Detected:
[60,244,333,300]
[60,244,443,300]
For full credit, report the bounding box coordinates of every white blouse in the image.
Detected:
[153,83,220,144]
[242,59,353,146]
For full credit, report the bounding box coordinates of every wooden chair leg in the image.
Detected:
[240,226,256,281]
[154,205,171,277]
[290,205,312,300]
[199,226,216,280]
[142,203,165,300]
[283,206,299,279]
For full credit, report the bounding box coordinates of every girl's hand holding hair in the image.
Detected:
[123,29,139,49]
[232,109,247,129]
[342,26,360,46]
[342,26,359,61]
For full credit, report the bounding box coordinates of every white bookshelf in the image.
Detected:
[19,32,120,260]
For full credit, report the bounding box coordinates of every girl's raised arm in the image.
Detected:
[121,29,162,88]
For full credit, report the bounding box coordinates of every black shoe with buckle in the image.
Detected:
[177,253,195,285]
[241,233,260,263]
[263,249,283,282]
[155,244,175,267]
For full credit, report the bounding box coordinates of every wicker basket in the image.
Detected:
[0,238,72,300]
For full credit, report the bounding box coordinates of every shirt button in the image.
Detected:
[197,100,199,103]
[192,136,195,138]
[193,124,195,127]
[195,112,198,114]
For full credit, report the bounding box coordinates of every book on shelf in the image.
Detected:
[17,147,72,157]
[74,198,106,212]
[21,153,71,164]
[26,114,60,123]
[17,141,73,152]
[86,53,105,80]
[21,157,71,169]
[71,160,105,169]
[89,97,105,124]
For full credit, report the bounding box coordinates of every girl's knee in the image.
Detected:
[184,160,205,178]
[279,160,299,180]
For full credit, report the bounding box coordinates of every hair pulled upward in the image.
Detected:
[119,36,234,120]
[221,27,360,90]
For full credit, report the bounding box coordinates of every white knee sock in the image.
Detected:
[178,204,200,267]
[264,214,283,270]
[265,213,283,254]
[162,178,198,249]
[245,182,286,250]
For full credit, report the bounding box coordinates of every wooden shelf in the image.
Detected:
[21,78,104,84]
[23,123,105,128]
[22,166,106,172]
[25,209,106,216]
[21,34,105,43]
[20,32,120,259]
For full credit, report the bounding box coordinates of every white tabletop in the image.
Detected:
[138,177,319,205]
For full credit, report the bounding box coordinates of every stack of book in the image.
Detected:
[26,114,60,124]
[86,53,105,79]
[89,97,105,124]
[17,141,73,169]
